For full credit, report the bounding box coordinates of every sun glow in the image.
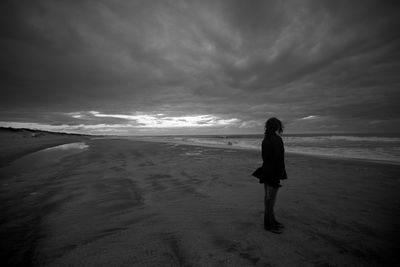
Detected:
[0,112,241,135]
[88,111,239,128]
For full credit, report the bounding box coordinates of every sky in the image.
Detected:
[0,0,399,135]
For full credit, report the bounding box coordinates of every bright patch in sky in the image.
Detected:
[0,112,241,135]
[87,111,239,128]
[300,115,319,120]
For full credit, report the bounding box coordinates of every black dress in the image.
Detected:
[253,133,287,188]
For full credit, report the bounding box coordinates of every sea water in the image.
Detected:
[153,133,400,164]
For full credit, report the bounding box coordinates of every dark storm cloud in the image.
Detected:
[0,0,399,133]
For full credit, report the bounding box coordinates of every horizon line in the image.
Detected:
[2,126,400,137]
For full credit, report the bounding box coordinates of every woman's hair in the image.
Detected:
[264,117,283,135]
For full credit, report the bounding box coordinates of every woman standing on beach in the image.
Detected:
[253,117,287,234]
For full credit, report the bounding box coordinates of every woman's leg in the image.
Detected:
[264,184,280,232]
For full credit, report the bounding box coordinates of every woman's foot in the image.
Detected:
[273,220,284,229]
[264,225,283,234]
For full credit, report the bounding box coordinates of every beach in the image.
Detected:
[0,128,90,167]
[1,135,399,266]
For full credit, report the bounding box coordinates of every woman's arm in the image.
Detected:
[272,137,287,180]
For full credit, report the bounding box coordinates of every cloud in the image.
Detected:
[86,111,240,128]
[300,115,320,120]
[1,0,399,134]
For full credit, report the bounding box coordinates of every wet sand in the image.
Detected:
[1,138,399,266]
[0,128,90,167]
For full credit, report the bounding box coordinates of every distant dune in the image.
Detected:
[0,126,89,137]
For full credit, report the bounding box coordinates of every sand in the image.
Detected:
[0,128,90,167]
[0,136,399,266]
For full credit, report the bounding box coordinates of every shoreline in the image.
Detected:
[0,130,90,166]
[1,134,399,168]
[117,136,400,166]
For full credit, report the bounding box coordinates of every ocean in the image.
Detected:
[149,133,400,164]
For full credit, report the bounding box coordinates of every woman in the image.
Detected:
[253,117,287,234]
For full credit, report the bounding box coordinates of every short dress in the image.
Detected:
[253,134,287,188]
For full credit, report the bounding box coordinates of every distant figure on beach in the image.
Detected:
[252,117,287,234]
